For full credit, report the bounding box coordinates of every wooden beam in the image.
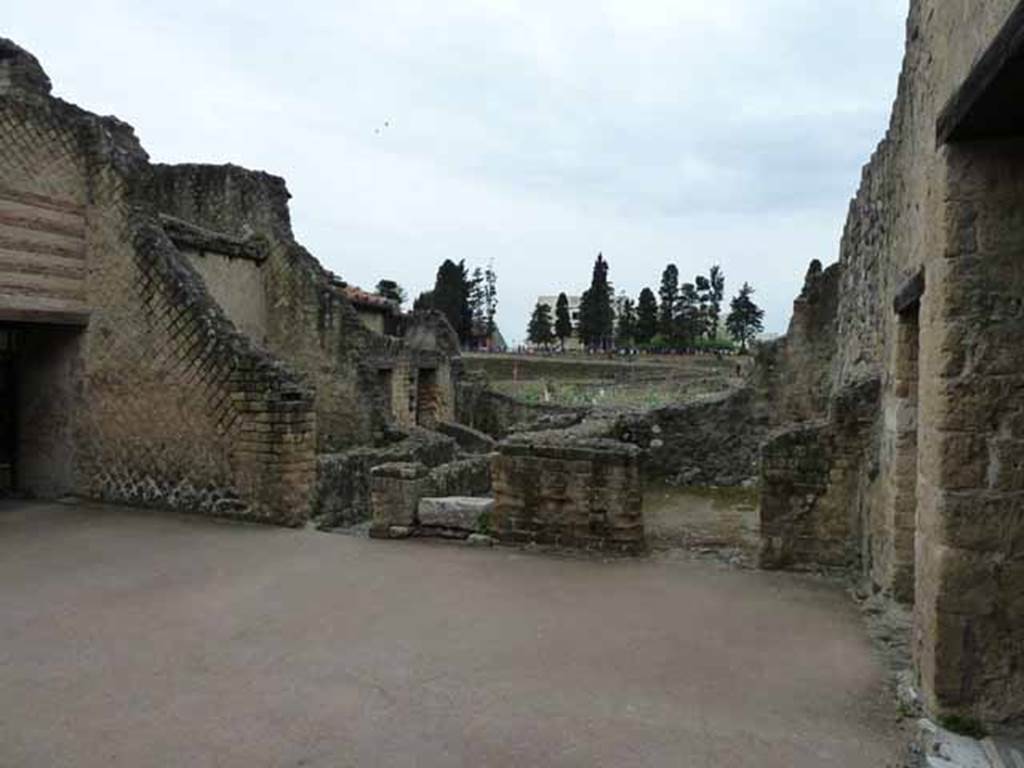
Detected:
[937,0,1024,144]
[0,307,89,326]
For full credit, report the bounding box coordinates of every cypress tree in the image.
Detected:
[636,287,658,344]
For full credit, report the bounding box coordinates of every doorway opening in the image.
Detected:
[0,323,82,498]
[889,300,920,603]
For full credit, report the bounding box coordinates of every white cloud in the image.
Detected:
[5,0,908,343]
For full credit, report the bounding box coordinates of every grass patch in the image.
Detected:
[492,379,733,410]
[939,715,988,739]
[476,508,493,534]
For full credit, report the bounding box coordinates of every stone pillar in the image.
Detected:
[913,144,1024,726]
[491,437,645,555]
[369,462,432,537]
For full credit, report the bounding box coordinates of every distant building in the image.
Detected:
[333,278,400,335]
[536,295,583,349]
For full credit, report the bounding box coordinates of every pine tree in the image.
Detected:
[708,265,725,340]
[432,259,472,346]
[527,302,555,349]
[616,297,637,348]
[375,279,406,306]
[725,282,765,352]
[468,266,486,348]
[676,282,702,346]
[483,261,498,337]
[695,275,711,340]
[578,253,614,351]
[658,264,680,339]
[554,292,573,351]
[636,288,658,344]
[413,290,434,311]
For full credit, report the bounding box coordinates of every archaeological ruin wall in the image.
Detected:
[0,40,316,522]
[0,37,464,526]
[491,435,645,555]
[145,164,461,452]
[759,0,1024,727]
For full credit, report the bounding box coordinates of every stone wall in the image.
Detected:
[313,428,456,528]
[0,38,316,524]
[760,379,880,571]
[146,164,460,452]
[0,37,467,527]
[456,375,585,439]
[368,454,493,536]
[616,388,769,487]
[756,261,841,425]
[756,1,1024,726]
[491,436,645,554]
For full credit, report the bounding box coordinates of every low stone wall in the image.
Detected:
[314,429,456,527]
[368,454,494,536]
[455,378,585,439]
[429,457,492,499]
[760,379,880,571]
[491,437,645,554]
[435,421,497,455]
[615,388,769,487]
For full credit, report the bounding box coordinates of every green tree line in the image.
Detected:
[529,254,764,352]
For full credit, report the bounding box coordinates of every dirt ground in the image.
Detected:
[644,484,762,564]
[0,500,907,767]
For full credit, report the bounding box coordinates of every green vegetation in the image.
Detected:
[417,258,498,349]
[534,256,761,354]
[554,293,573,351]
[938,715,988,739]
[578,253,615,351]
[493,377,732,410]
[375,279,406,306]
[527,302,555,348]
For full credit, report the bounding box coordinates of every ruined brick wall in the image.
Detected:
[491,436,645,554]
[455,375,586,439]
[759,1,1024,725]
[0,38,315,523]
[761,380,880,570]
[146,164,460,451]
[616,388,769,487]
[762,261,841,424]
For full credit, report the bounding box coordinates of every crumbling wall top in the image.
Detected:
[0,38,52,100]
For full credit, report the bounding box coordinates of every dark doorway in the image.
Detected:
[0,322,82,498]
[0,328,19,495]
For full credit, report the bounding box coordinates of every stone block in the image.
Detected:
[418,496,494,531]
[370,462,432,531]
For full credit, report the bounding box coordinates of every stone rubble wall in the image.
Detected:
[455,375,586,439]
[145,164,461,452]
[368,454,494,537]
[0,39,316,523]
[616,388,769,487]
[760,379,880,570]
[754,1,1024,725]
[491,436,645,555]
[314,428,457,528]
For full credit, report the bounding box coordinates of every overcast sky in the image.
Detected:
[8,1,907,343]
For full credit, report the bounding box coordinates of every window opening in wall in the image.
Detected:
[416,368,439,428]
